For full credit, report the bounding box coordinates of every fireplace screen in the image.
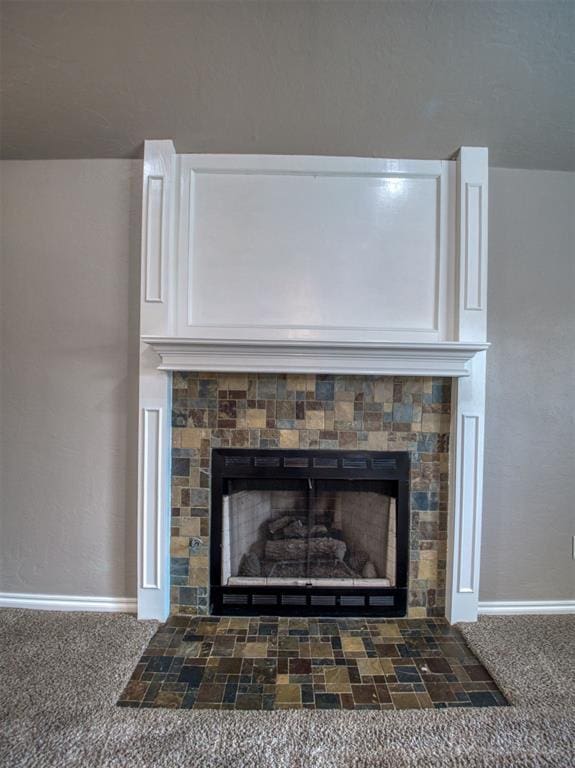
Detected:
[210,449,409,616]
[222,481,396,587]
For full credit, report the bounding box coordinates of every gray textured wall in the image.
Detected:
[1,160,573,601]
[1,0,574,169]
[481,168,575,602]
[0,160,141,597]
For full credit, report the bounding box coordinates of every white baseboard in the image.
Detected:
[0,592,137,613]
[2,594,573,617]
[478,600,575,616]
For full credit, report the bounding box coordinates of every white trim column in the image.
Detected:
[446,147,488,623]
[137,140,176,621]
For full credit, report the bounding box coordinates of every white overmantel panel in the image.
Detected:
[176,154,455,342]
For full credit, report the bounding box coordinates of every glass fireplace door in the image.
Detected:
[222,478,396,588]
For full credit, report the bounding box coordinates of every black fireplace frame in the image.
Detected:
[209,448,410,617]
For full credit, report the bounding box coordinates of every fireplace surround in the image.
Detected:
[171,372,451,618]
[138,143,489,624]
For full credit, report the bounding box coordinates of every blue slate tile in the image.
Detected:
[315,693,341,709]
[395,666,422,683]
[316,379,335,401]
[393,403,413,423]
[172,457,190,477]
[468,691,500,707]
[411,492,429,511]
[178,666,205,686]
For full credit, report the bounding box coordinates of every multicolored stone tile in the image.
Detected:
[171,374,451,617]
[118,617,508,711]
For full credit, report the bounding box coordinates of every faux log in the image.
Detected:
[265,537,346,562]
[238,551,261,577]
[361,561,378,579]
[268,515,296,534]
[282,519,306,538]
[280,521,330,539]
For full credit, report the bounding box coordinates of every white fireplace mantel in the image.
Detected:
[137,141,489,626]
[142,337,489,377]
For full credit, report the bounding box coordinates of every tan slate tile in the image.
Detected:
[275,684,302,704]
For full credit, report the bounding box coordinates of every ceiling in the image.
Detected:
[1,0,574,169]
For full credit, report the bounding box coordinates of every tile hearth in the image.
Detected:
[118,617,508,711]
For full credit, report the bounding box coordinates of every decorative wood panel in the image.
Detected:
[140,140,176,336]
[176,155,455,342]
[446,349,487,624]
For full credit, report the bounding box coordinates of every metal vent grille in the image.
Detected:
[339,595,366,606]
[284,457,309,468]
[252,594,277,605]
[310,595,336,606]
[224,456,251,466]
[254,456,280,468]
[372,458,398,471]
[369,595,395,606]
[313,457,338,468]
[281,594,307,605]
[222,593,249,605]
[342,458,368,470]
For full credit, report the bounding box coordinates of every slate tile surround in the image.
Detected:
[171,373,451,617]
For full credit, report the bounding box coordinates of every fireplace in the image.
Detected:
[138,144,489,624]
[210,448,409,616]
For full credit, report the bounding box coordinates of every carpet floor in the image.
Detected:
[0,609,573,768]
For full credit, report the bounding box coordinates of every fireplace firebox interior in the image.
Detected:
[210,449,410,616]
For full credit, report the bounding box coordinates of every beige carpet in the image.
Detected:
[0,609,573,767]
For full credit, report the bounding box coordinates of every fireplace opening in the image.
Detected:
[210,449,410,616]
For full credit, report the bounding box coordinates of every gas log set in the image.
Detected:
[237,510,382,582]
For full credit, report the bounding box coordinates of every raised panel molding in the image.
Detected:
[457,414,480,593]
[140,140,176,337]
[186,169,196,327]
[464,183,483,311]
[446,350,487,624]
[456,147,488,340]
[137,360,172,621]
[141,407,162,589]
[144,176,165,303]
[177,155,454,342]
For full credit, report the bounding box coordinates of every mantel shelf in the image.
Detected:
[142,336,490,377]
